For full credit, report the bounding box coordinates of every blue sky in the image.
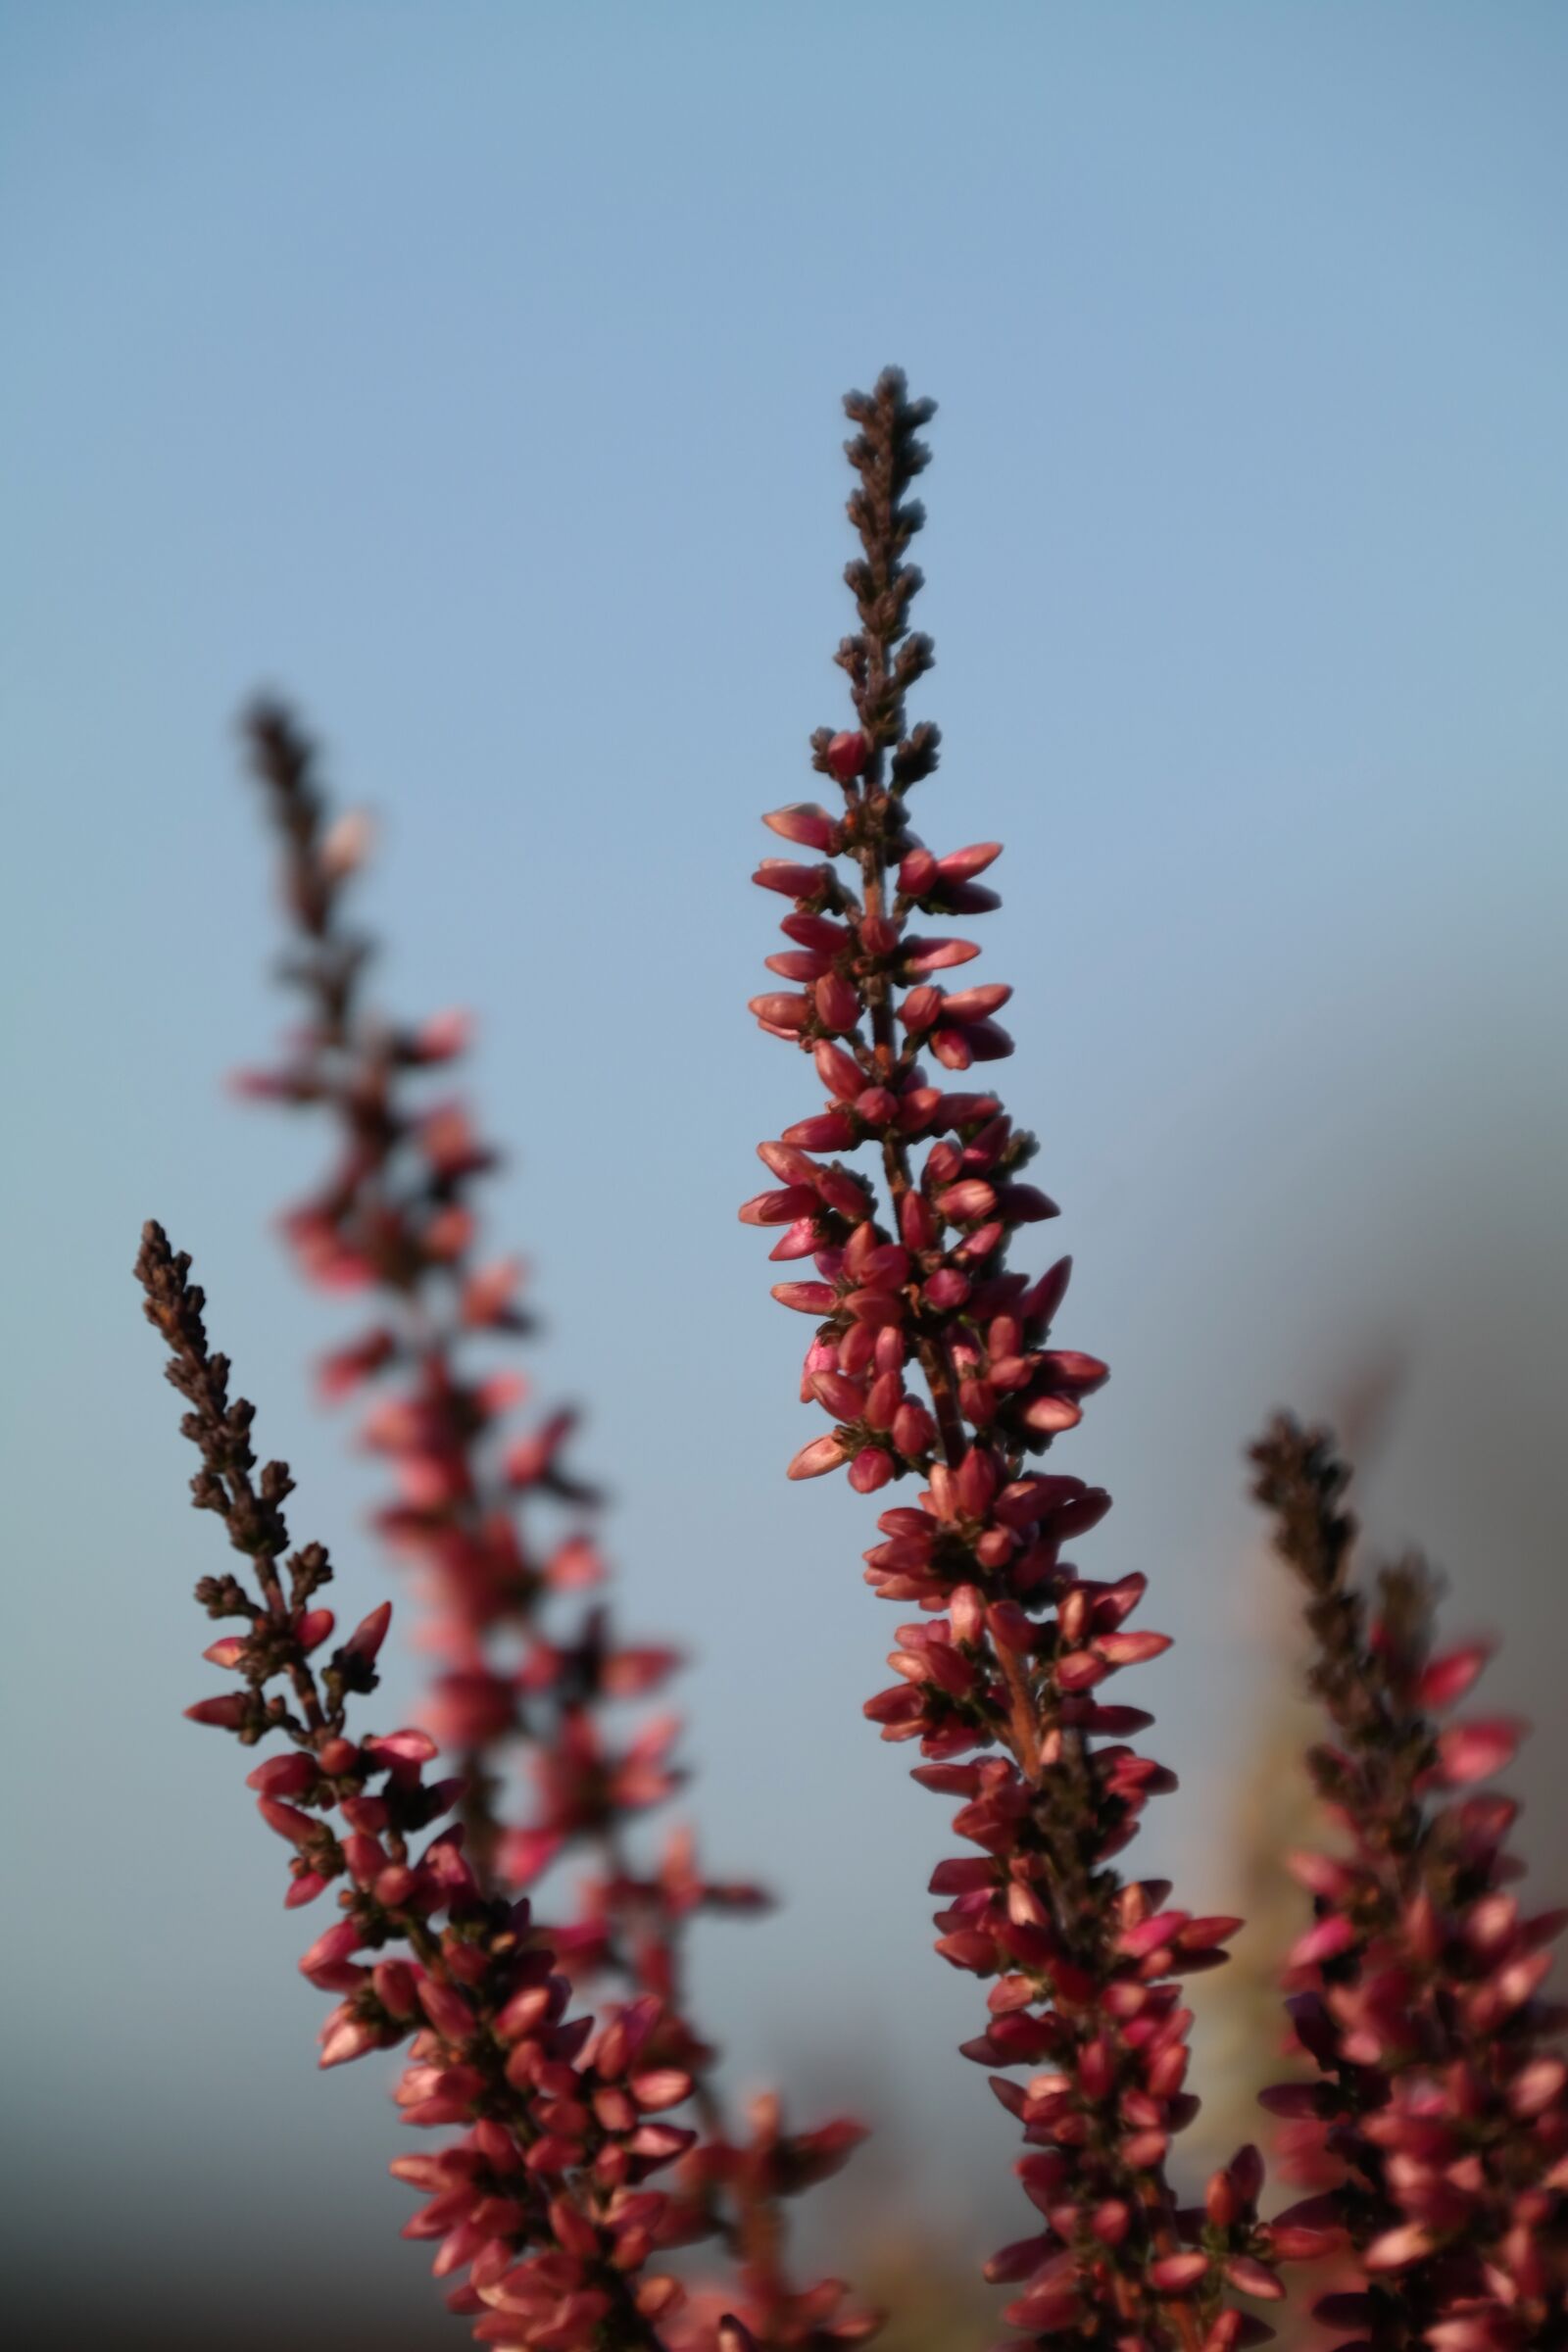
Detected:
[3,3,1566,2340]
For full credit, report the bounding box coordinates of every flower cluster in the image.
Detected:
[739,370,1328,2347]
[1251,1416,1568,2352]
[136,1219,715,2350]
[208,710,874,2349]
[131,369,1568,2352]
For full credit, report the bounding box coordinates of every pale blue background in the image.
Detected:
[3,4,1566,2345]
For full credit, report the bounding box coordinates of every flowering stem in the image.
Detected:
[136,1219,683,2352]
[232,707,878,2348]
[742,370,1301,2350]
[1251,1415,1568,2351]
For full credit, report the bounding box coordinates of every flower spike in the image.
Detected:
[740,371,1293,2345]
[1250,1415,1568,2350]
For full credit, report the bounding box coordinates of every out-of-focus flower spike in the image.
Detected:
[1252,1412,1567,2347]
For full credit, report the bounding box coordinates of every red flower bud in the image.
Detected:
[824,729,870,782]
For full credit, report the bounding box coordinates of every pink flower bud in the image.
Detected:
[629,2067,693,2111]
[1118,1910,1190,1959]
[1150,2252,1208,2292]
[739,1185,820,1227]
[1417,1642,1493,1712]
[814,974,861,1034]
[1436,1718,1521,1786]
[818,1167,873,1220]
[788,1434,847,1481]
[748,991,811,1032]
[767,949,829,981]
[771,1280,836,1314]
[417,1975,476,2044]
[364,1727,439,1766]
[1288,1909,1363,1966]
[1094,1630,1171,1666]
[460,1255,524,1327]
[408,1006,472,1063]
[1282,1859,1351,1914]
[1055,1650,1107,1693]
[1222,2255,1283,2300]
[892,1399,936,1458]
[899,1190,936,1251]
[893,1082,945,1129]
[753,858,831,900]
[300,1920,366,1989]
[758,1139,820,1185]
[813,1040,866,1100]
[941,982,1011,1022]
[1021,1392,1083,1435]
[372,1960,418,2019]
[938,1179,996,1223]
[782,908,849,949]
[824,730,870,782]
[939,1587,979,1646]
[903,935,980,974]
[1363,2224,1434,2273]
[783,1110,856,1151]
[258,1796,318,1846]
[937,841,1002,882]
[184,1693,250,1730]
[923,1266,970,1310]
[341,1600,393,1665]
[955,1446,997,1519]
[342,1832,387,1886]
[318,2005,383,2068]
[247,1751,318,1796]
[811,1368,866,1420]
[898,985,942,1034]
[763,803,838,851]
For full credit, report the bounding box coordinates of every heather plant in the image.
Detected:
[1250,1418,1568,2350]
[136,369,1567,2352]
[735,369,1568,2348]
[147,709,875,2351]
[737,368,1309,2351]
[138,1219,701,2351]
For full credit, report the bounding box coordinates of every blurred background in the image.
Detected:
[3,3,1566,2345]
